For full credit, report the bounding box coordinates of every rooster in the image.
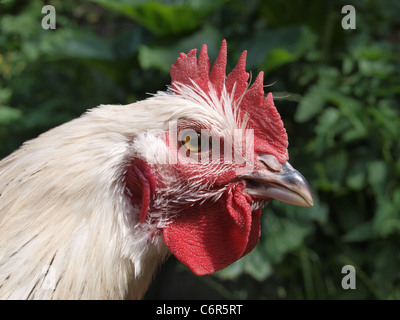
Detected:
[0,40,313,299]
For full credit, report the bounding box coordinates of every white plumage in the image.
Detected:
[0,86,245,299]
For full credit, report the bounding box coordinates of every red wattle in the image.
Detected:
[163,183,261,275]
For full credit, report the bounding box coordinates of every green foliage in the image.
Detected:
[1,0,400,299]
[90,0,227,36]
[138,25,223,72]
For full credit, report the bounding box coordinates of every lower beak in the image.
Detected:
[242,161,314,207]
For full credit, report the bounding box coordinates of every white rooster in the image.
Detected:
[0,40,313,299]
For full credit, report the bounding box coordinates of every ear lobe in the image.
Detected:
[125,158,157,223]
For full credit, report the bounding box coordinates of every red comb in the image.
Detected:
[170,40,289,163]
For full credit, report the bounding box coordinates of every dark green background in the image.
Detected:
[1,0,399,299]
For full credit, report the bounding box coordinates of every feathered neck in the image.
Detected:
[0,104,169,299]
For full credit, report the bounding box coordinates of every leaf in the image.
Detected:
[346,162,366,191]
[313,107,342,152]
[371,190,400,238]
[367,160,387,195]
[315,150,348,192]
[342,56,355,75]
[243,250,273,281]
[241,25,317,71]
[216,245,273,281]
[296,193,328,225]
[368,102,400,140]
[373,198,400,237]
[138,45,170,72]
[295,87,329,123]
[138,25,222,72]
[90,0,226,36]
[263,48,294,73]
[343,222,373,242]
[0,105,22,124]
[0,2,41,37]
[0,88,12,104]
[262,213,310,264]
[113,28,142,59]
[59,31,115,61]
[262,25,317,73]
[358,59,394,78]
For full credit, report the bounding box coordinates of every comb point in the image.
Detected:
[209,40,228,98]
[225,50,249,102]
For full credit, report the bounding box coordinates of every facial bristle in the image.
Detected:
[170,40,289,163]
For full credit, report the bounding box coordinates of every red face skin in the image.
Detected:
[125,122,267,275]
[158,124,266,275]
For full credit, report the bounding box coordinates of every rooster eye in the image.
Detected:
[179,129,210,153]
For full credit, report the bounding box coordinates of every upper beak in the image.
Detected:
[242,156,314,207]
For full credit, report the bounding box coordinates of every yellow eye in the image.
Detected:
[179,129,210,153]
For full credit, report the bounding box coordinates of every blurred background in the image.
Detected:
[1,0,399,299]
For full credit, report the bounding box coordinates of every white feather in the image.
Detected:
[0,85,246,299]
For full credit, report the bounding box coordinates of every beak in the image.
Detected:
[242,156,314,207]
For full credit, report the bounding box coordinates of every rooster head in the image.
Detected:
[125,40,313,276]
